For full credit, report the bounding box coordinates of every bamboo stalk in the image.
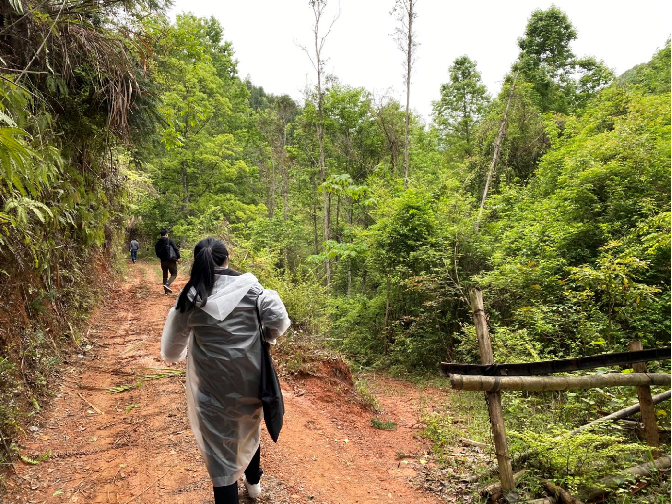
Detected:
[462,452,530,483]
[440,346,671,376]
[629,341,661,458]
[460,438,488,449]
[614,419,644,430]
[570,390,671,435]
[481,470,526,500]
[475,73,518,232]
[470,288,515,493]
[540,479,584,504]
[449,373,671,392]
[579,455,671,501]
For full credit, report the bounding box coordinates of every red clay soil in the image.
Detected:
[2,262,448,504]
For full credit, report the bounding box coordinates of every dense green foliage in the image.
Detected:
[0,0,163,466]
[125,8,670,378]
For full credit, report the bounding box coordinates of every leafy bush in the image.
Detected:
[510,428,647,493]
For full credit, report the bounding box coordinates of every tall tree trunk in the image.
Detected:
[475,73,517,232]
[312,177,319,255]
[308,0,335,287]
[384,276,391,353]
[322,179,331,285]
[179,107,191,248]
[282,128,290,223]
[335,194,340,233]
[181,159,189,215]
[282,163,289,223]
[326,191,332,282]
[463,98,471,155]
[377,107,397,172]
[326,192,332,238]
[403,0,413,189]
[347,199,353,296]
[181,111,190,217]
[281,126,290,275]
[180,158,189,248]
[267,159,275,218]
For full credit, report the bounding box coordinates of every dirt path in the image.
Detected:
[4,262,448,504]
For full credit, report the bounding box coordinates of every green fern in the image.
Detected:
[10,443,50,465]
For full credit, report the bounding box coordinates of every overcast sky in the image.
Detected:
[168,0,671,121]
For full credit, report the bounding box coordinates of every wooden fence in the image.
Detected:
[440,288,672,502]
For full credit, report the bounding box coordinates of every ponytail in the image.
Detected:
[176,237,229,312]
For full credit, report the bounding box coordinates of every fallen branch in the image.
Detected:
[570,390,671,435]
[460,438,488,449]
[481,470,526,500]
[462,452,530,483]
[525,499,557,504]
[614,419,644,430]
[78,393,104,415]
[579,455,671,502]
[540,479,584,504]
[449,373,671,392]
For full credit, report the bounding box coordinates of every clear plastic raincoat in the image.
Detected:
[161,271,291,487]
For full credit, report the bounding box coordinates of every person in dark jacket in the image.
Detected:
[129,239,140,263]
[154,230,180,295]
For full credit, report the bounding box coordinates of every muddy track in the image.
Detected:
[3,262,447,503]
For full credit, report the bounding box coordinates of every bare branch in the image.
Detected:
[296,41,318,73]
[319,2,341,53]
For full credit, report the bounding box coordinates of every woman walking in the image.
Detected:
[161,237,291,502]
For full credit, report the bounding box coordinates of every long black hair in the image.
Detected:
[176,237,229,312]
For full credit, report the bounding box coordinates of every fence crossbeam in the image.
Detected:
[449,372,671,392]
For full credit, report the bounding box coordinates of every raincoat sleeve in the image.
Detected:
[161,307,191,362]
[258,289,291,345]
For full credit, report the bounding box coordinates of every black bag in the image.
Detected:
[167,241,178,260]
[255,297,284,442]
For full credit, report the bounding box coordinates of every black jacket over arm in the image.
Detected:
[155,237,181,261]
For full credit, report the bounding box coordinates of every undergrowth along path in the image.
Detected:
[4,261,447,503]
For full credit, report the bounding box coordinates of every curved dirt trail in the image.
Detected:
[4,262,446,504]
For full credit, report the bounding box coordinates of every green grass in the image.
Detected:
[371,418,398,430]
[108,368,185,394]
[354,378,381,412]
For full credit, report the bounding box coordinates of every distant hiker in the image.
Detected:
[161,237,290,504]
[154,230,180,295]
[129,238,140,263]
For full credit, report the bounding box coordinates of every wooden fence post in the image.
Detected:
[470,287,515,492]
[628,341,661,458]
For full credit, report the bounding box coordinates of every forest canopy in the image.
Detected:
[1,1,669,370]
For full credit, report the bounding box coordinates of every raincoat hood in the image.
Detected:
[187,272,259,321]
[161,271,290,487]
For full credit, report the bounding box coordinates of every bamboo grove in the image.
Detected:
[0,0,670,488]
